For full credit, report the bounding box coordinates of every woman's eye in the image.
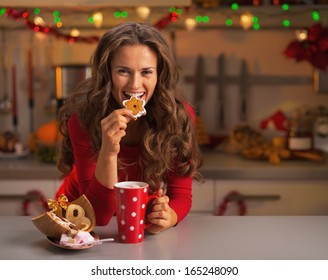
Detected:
[118,69,129,74]
[143,70,153,75]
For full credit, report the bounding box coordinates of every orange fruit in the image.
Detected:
[36,120,62,145]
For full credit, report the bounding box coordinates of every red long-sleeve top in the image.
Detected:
[56,104,195,226]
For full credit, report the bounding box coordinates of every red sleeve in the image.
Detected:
[166,102,195,223]
[67,114,116,226]
[166,175,192,223]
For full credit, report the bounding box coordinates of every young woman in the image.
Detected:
[56,22,203,234]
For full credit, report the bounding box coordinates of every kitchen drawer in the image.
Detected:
[191,179,215,214]
[0,180,57,216]
[214,180,328,216]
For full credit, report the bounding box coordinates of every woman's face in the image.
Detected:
[110,44,158,106]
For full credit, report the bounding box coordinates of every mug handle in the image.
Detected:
[144,193,159,229]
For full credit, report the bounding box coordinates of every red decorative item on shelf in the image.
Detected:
[217,191,247,216]
[284,23,328,71]
[22,190,49,216]
[260,110,288,132]
[154,12,178,30]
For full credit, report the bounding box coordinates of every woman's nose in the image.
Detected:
[130,74,141,89]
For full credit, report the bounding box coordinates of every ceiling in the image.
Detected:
[0,0,327,31]
[0,0,192,7]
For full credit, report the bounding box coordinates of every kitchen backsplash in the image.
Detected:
[1,28,328,146]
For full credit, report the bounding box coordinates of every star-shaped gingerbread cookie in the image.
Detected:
[123,96,147,120]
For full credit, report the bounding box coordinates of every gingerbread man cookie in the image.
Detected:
[123,96,147,120]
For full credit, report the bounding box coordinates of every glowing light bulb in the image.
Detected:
[295,29,308,41]
[240,12,253,30]
[70,28,80,37]
[185,17,197,31]
[135,6,150,20]
[93,12,103,28]
[34,16,45,26]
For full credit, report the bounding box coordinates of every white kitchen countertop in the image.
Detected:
[1,215,328,260]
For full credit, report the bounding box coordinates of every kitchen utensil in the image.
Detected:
[44,39,57,116]
[194,55,205,113]
[44,93,57,116]
[217,54,226,129]
[240,59,249,122]
[12,65,17,132]
[0,92,12,114]
[0,30,12,115]
[27,43,34,133]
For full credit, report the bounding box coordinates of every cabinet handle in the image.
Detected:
[0,194,26,200]
[228,193,281,201]
[0,190,48,215]
[0,192,42,201]
[217,191,281,216]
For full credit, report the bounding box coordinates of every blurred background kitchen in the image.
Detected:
[1,0,328,217]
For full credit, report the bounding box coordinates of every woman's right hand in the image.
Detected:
[95,108,133,188]
[99,108,133,157]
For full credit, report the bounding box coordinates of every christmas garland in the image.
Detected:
[3,7,178,44]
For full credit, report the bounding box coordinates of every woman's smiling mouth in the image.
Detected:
[123,92,145,99]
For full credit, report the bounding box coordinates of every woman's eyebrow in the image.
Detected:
[114,66,156,70]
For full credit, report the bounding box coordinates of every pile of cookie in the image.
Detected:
[221,124,326,164]
[221,125,291,165]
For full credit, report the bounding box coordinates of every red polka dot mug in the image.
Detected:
[114,181,158,243]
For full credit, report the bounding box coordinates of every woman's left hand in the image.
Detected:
[146,189,178,234]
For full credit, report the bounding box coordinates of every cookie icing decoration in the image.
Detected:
[123,96,146,120]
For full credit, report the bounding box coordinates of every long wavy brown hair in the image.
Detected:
[57,22,203,191]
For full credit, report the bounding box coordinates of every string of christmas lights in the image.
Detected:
[1,7,179,44]
[1,4,325,32]
[0,4,326,42]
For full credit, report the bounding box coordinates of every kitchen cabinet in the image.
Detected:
[191,179,215,214]
[190,151,328,216]
[214,180,328,216]
[191,179,328,216]
[1,153,328,216]
[0,180,57,216]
